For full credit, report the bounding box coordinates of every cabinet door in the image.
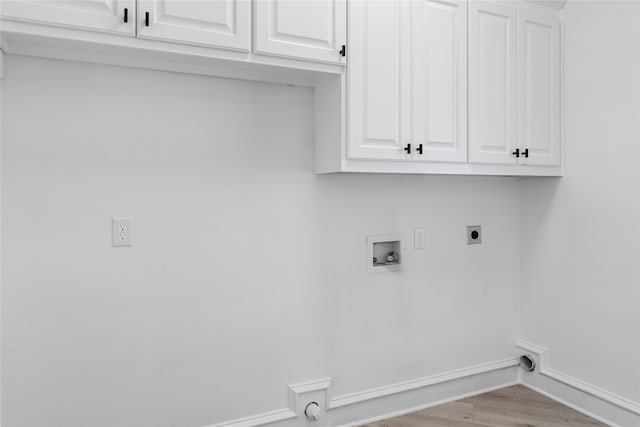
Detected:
[347,0,410,160]
[468,2,517,165]
[410,0,467,163]
[136,0,250,51]
[518,9,561,166]
[254,0,346,64]
[0,0,135,35]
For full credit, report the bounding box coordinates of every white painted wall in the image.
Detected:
[1,56,520,426]
[520,0,640,408]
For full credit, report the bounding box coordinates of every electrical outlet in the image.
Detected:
[467,225,481,245]
[112,218,132,247]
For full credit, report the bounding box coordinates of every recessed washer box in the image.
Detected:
[367,234,404,273]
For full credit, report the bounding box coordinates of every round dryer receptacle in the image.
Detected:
[304,402,321,421]
[519,354,536,372]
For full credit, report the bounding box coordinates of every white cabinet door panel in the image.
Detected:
[468,2,517,165]
[254,0,346,64]
[347,0,410,160]
[518,9,561,166]
[0,0,135,35]
[410,0,467,163]
[137,0,250,51]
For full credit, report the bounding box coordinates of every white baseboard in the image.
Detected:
[338,379,521,427]
[208,357,520,427]
[329,357,519,409]
[209,341,640,427]
[328,358,520,426]
[517,339,640,427]
[209,408,296,427]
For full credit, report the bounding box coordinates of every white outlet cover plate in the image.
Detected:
[414,228,425,249]
[112,218,132,247]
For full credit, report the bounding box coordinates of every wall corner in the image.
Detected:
[0,48,5,79]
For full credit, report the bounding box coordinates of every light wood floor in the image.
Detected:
[362,385,608,427]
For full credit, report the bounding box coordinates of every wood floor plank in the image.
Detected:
[414,401,475,423]
[360,385,608,427]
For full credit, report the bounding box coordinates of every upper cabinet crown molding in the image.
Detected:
[526,0,568,10]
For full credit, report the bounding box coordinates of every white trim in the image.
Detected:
[0,43,3,427]
[330,357,519,409]
[289,378,333,396]
[206,346,639,427]
[524,383,624,427]
[288,377,333,417]
[0,19,344,74]
[2,33,317,88]
[208,409,296,427]
[526,0,568,10]
[343,380,520,427]
[0,21,342,88]
[517,340,640,415]
[318,158,563,176]
[207,358,519,427]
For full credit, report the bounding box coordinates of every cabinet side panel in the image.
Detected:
[314,74,345,173]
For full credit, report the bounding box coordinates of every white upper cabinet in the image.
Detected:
[0,0,135,35]
[410,0,467,163]
[317,0,564,175]
[518,8,561,167]
[0,0,565,176]
[347,0,408,160]
[468,2,517,165]
[469,2,561,167]
[136,0,250,50]
[347,0,466,163]
[254,0,346,64]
